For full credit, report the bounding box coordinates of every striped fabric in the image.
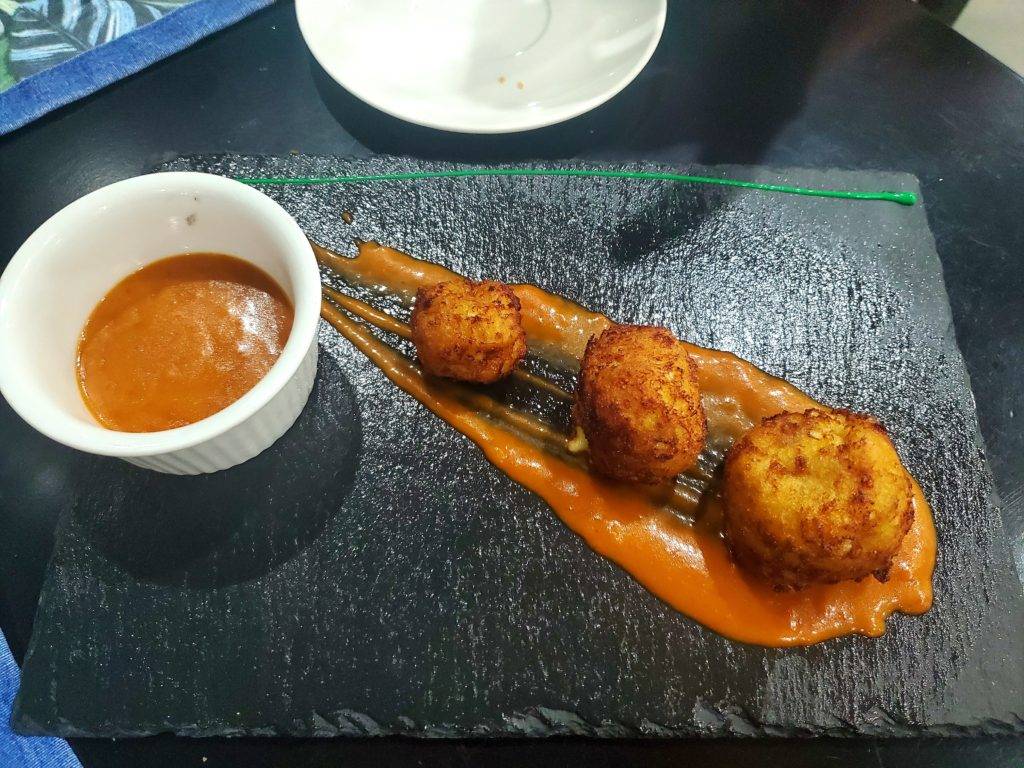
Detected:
[0,0,273,134]
[1,632,81,768]
[2,1,193,84]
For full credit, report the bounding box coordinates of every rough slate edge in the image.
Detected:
[12,156,1022,739]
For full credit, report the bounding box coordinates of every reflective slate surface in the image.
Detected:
[12,156,1023,737]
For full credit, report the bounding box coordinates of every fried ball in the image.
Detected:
[722,408,914,589]
[410,279,527,384]
[575,324,706,484]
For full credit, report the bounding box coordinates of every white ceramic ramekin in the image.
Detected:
[0,172,320,474]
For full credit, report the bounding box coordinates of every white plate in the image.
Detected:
[295,0,667,133]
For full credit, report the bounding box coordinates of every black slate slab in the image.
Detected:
[12,157,1023,737]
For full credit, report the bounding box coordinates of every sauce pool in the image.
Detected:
[77,253,293,432]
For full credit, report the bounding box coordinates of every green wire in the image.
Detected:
[234,167,917,206]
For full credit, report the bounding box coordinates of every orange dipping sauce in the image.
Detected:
[77,253,293,432]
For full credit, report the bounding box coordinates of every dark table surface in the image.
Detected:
[1,0,1022,765]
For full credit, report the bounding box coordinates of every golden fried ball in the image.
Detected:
[410,279,527,384]
[722,408,914,589]
[575,324,706,484]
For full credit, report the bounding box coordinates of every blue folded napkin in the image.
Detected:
[0,0,274,135]
[2,631,80,768]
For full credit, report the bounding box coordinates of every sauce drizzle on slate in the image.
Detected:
[318,241,936,646]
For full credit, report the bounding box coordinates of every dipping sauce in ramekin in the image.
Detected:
[0,172,320,474]
[77,253,294,433]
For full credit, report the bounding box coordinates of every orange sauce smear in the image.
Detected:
[77,253,293,432]
[316,241,936,646]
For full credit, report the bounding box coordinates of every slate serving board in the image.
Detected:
[12,157,1023,737]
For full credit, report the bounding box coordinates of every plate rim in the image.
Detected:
[294,0,668,134]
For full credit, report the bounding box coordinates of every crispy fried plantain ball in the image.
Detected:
[575,324,706,484]
[410,279,527,384]
[723,408,914,589]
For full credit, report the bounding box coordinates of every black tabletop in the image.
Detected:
[1,0,1022,765]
